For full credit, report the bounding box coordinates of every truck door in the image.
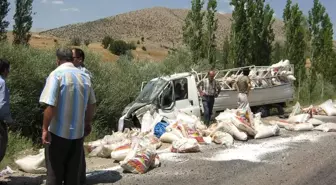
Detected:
[157,81,177,120]
[173,77,201,118]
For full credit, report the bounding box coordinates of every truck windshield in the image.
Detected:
[135,78,168,103]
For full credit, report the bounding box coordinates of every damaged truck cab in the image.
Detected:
[120,73,202,129]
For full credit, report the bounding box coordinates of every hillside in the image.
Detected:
[40,7,285,48]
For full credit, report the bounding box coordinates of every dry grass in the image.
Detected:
[39,7,286,49]
[5,32,169,62]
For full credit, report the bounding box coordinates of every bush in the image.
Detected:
[142,46,147,51]
[102,36,113,49]
[70,37,81,46]
[137,40,140,45]
[109,40,129,55]
[128,42,136,50]
[84,39,91,46]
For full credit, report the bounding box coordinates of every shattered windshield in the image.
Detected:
[135,78,168,103]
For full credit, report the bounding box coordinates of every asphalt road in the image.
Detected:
[2,126,336,185]
[83,130,336,185]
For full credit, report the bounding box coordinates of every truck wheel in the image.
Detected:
[0,123,8,163]
[256,106,270,118]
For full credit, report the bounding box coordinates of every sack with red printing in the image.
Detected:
[120,138,160,174]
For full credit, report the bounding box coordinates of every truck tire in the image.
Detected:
[256,106,270,118]
[0,123,8,163]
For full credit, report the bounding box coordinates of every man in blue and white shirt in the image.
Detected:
[40,47,96,185]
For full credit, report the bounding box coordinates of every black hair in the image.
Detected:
[56,47,73,62]
[73,48,85,62]
[243,68,250,76]
[0,58,10,74]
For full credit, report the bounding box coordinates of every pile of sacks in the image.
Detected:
[209,106,280,141]
[85,129,161,174]
[268,99,336,132]
[220,59,296,90]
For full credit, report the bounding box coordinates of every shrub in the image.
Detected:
[109,40,129,55]
[128,42,136,50]
[70,37,81,46]
[84,39,91,46]
[137,40,140,45]
[141,37,144,42]
[102,36,113,49]
[142,46,147,51]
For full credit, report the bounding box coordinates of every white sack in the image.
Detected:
[314,123,336,132]
[211,131,234,146]
[268,120,291,128]
[160,132,182,143]
[110,145,132,161]
[15,149,46,174]
[216,121,248,141]
[141,111,153,133]
[307,118,324,126]
[171,138,200,153]
[254,113,280,139]
[285,123,314,131]
[319,99,336,116]
[287,114,310,123]
[231,116,256,136]
[289,102,301,118]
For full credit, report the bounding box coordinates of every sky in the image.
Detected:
[5,0,336,38]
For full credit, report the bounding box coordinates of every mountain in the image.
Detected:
[40,7,285,48]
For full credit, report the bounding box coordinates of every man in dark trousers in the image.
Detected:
[197,70,221,125]
[40,47,96,185]
[0,59,13,163]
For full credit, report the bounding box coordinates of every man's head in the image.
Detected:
[72,48,85,67]
[56,47,73,66]
[208,70,216,81]
[242,68,250,76]
[0,59,10,78]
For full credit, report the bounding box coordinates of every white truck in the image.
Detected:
[119,64,295,130]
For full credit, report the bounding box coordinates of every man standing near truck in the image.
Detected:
[235,68,251,108]
[0,59,14,163]
[198,70,221,125]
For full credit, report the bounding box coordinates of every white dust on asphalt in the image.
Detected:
[203,132,326,163]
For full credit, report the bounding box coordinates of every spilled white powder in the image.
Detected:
[203,133,325,163]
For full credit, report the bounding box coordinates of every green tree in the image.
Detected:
[0,0,10,41]
[182,0,205,63]
[245,0,275,66]
[13,0,34,45]
[109,40,129,55]
[308,0,334,82]
[221,36,230,68]
[102,36,114,49]
[272,41,285,64]
[229,0,249,67]
[283,0,307,79]
[204,0,218,64]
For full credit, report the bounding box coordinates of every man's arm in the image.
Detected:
[42,106,56,133]
[39,73,60,143]
[197,80,204,96]
[84,86,97,136]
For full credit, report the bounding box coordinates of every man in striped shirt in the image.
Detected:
[197,70,221,125]
[39,47,96,185]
